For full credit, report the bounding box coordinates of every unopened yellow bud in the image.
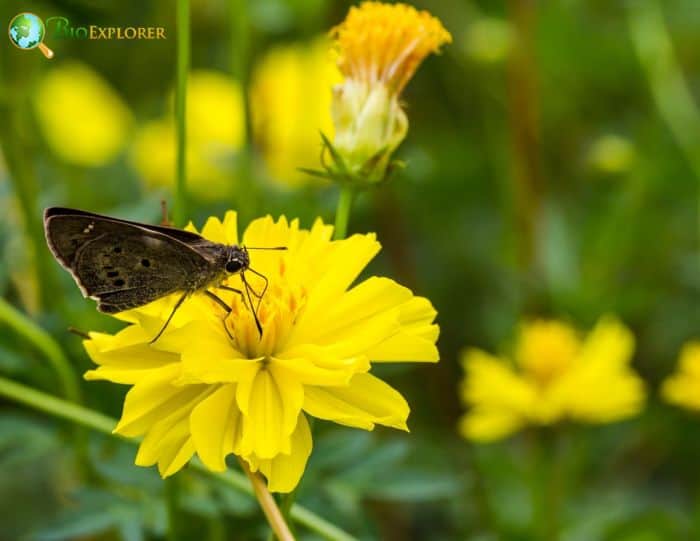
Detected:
[331,81,407,181]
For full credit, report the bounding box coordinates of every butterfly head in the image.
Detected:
[225,246,250,275]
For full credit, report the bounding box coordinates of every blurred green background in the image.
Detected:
[1,0,700,540]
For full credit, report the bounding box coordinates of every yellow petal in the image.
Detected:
[292,233,381,337]
[575,316,634,371]
[553,317,645,422]
[135,405,195,478]
[238,367,302,458]
[460,349,537,415]
[293,276,408,352]
[250,413,313,493]
[678,342,700,376]
[132,387,203,478]
[458,409,524,442]
[269,363,305,436]
[662,342,700,410]
[368,296,440,362]
[242,215,292,250]
[84,326,179,384]
[176,321,258,384]
[200,211,239,245]
[272,352,369,386]
[303,373,409,431]
[115,366,205,437]
[190,384,242,471]
[87,325,151,352]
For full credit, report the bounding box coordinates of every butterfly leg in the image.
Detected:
[216,284,245,302]
[240,272,263,337]
[150,291,188,344]
[204,290,235,341]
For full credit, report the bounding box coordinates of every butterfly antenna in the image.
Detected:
[244,246,288,251]
[240,271,263,337]
[160,200,171,226]
[68,326,90,340]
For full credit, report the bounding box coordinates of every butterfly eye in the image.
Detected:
[225,260,243,273]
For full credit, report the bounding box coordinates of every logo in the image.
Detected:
[8,13,167,59]
[8,12,54,58]
[45,17,167,41]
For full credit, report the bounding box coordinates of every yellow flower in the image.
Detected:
[131,70,245,199]
[662,341,700,411]
[462,17,514,64]
[250,37,340,187]
[83,212,439,492]
[458,317,645,442]
[329,2,451,182]
[34,62,132,167]
[587,134,636,175]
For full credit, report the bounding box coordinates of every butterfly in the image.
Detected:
[43,207,285,342]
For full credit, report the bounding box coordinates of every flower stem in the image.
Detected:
[238,457,295,541]
[165,476,181,541]
[174,0,191,227]
[627,0,700,266]
[0,375,358,541]
[0,376,113,433]
[334,186,355,240]
[506,0,543,285]
[229,0,259,219]
[530,430,562,541]
[0,298,81,404]
[0,91,60,312]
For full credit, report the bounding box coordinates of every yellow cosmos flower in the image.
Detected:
[83,212,439,492]
[459,317,645,442]
[662,341,700,411]
[131,70,245,199]
[34,62,132,167]
[329,2,451,183]
[250,37,340,187]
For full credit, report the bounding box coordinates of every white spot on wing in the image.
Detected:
[143,236,164,249]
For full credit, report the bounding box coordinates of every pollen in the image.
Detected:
[331,1,451,93]
[222,271,308,358]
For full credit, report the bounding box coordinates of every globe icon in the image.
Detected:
[8,12,54,58]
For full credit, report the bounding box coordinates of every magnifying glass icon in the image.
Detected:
[8,12,54,59]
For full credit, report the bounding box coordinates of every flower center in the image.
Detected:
[516,321,580,388]
[222,262,307,358]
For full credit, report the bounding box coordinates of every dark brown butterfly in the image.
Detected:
[43,207,285,342]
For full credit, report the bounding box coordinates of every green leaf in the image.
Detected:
[366,472,463,502]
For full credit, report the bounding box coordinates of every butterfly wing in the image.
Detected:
[44,207,206,246]
[44,209,217,313]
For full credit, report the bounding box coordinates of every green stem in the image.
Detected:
[230,0,251,139]
[174,0,191,227]
[238,457,295,541]
[333,187,355,240]
[0,104,57,312]
[530,430,561,541]
[0,376,358,541]
[628,1,700,264]
[229,0,259,219]
[0,298,81,404]
[506,0,543,296]
[165,476,181,541]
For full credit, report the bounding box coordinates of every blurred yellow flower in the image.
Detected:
[661,342,700,411]
[329,2,451,183]
[462,17,514,64]
[459,317,645,442]
[131,70,245,199]
[83,212,439,492]
[34,61,132,167]
[587,134,636,174]
[250,37,340,187]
